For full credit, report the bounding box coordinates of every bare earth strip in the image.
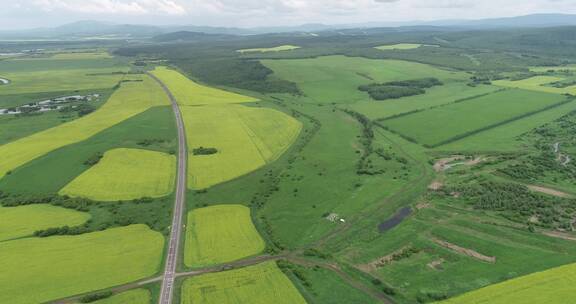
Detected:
[433,238,496,263]
[528,185,574,198]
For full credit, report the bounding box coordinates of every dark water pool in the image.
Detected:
[378,207,412,232]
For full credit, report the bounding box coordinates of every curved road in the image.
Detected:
[148,72,188,304]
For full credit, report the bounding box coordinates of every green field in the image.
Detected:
[238,45,301,53]
[0,75,169,179]
[183,104,301,189]
[263,56,475,104]
[438,98,576,151]
[438,261,576,304]
[349,82,499,120]
[90,289,150,304]
[184,204,265,267]
[60,148,176,201]
[0,204,89,241]
[151,67,258,106]
[0,224,163,304]
[380,89,566,146]
[494,76,576,94]
[180,262,307,304]
[0,56,127,95]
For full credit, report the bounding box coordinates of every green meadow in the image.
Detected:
[380,89,566,147]
[90,289,150,304]
[262,55,477,104]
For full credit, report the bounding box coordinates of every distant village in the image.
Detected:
[0,94,100,115]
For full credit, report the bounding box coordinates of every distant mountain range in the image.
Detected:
[2,14,576,40]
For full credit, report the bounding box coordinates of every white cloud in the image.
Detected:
[33,0,187,15]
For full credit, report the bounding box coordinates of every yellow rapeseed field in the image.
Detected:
[0,204,90,241]
[184,204,265,267]
[151,67,258,106]
[438,262,576,304]
[182,104,301,189]
[181,262,307,304]
[0,224,163,304]
[59,148,176,201]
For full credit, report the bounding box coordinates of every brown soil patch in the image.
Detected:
[416,202,431,210]
[358,246,411,272]
[428,181,443,191]
[427,258,445,270]
[432,238,496,263]
[528,185,574,198]
[433,156,464,172]
[543,231,576,241]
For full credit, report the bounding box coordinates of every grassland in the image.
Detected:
[438,98,576,151]
[180,262,307,304]
[375,43,425,50]
[60,148,176,201]
[0,224,163,304]
[380,89,566,146]
[262,56,481,104]
[184,205,265,267]
[182,104,301,189]
[438,262,576,304]
[0,204,90,241]
[50,52,113,60]
[349,83,499,120]
[494,76,576,94]
[90,289,150,304]
[0,75,169,179]
[0,56,128,96]
[238,45,301,53]
[151,67,258,106]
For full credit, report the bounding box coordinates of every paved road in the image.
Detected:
[148,72,188,304]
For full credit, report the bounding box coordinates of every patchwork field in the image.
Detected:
[494,76,576,95]
[180,262,307,304]
[184,204,265,267]
[151,67,258,106]
[0,75,169,179]
[91,289,150,304]
[238,45,301,53]
[182,104,301,189]
[0,224,163,304]
[438,261,576,304]
[263,55,475,104]
[60,148,176,201]
[380,89,566,147]
[0,107,176,196]
[0,204,90,241]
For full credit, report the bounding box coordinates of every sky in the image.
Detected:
[2,0,576,29]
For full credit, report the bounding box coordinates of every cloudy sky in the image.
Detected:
[2,0,576,29]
